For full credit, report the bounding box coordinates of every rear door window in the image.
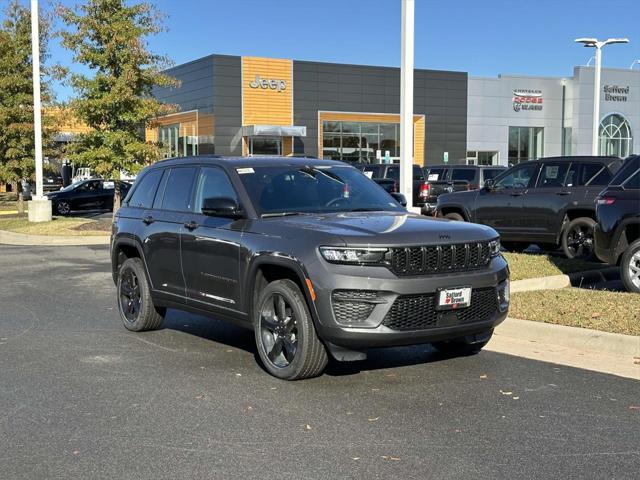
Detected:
[451,168,476,182]
[360,165,382,179]
[127,170,163,209]
[161,167,197,212]
[413,165,424,180]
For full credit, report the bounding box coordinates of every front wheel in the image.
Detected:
[620,239,640,293]
[117,258,165,331]
[254,279,328,380]
[562,217,596,259]
[55,200,71,216]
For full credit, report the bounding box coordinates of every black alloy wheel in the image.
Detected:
[259,292,298,368]
[56,200,71,215]
[119,267,141,324]
[562,217,596,259]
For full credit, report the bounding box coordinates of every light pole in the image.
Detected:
[400,0,414,210]
[28,0,51,222]
[575,37,629,156]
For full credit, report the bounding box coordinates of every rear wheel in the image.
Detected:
[432,330,493,356]
[254,279,328,380]
[117,258,165,331]
[562,217,596,259]
[620,239,640,293]
[444,212,465,222]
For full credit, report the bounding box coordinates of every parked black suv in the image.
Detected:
[356,163,428,209]
[421,165,506,214]
[435,156,623,258]
[111,157,509,380]
[594,155,640,293]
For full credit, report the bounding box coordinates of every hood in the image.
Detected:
[254,211,497,247]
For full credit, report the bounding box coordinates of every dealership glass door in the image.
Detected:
[508,126,544,164]
[249,136,281,156]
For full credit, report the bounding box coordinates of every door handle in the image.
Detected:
[184,221,198,231]
[556,191,571,196]
[142,215,155,225]
[509,192,524,197]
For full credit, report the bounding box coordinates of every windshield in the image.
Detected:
[237,165,404,216]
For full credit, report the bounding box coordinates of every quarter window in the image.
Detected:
[623,170,640,190]
[161,167,197,212]
[127,170,163,209]
[580,164,611,186]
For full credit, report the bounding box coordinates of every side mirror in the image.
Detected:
[390,192,407,207]
[484,178,495,190]
[201,197,243,218]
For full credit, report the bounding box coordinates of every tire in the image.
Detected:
[502,242,530,253]
[254,279,328,380]
[432,330,493,356]
[117,257,165,331]
[444,212,465,222]
[55,200,71,216]
[620,239,640,293]
[562,217,596,259]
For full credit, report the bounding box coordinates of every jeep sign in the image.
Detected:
[249,74,287,92]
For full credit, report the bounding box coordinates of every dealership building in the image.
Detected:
[148,54,640,166]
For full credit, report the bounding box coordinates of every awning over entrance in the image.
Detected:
[242,125,307,137]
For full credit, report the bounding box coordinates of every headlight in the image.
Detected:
[489,239,501,257]
[319,247,388,264]
[498,278,510,312]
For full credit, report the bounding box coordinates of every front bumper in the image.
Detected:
[309,255,510,350]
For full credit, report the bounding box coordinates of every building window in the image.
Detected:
[322,121,399,163]
[508,126,543,164]
[562,127,572,156]
[599,114,632,158]
[250,136,281,156]
[159,123,198,158]
[466,150,499,165]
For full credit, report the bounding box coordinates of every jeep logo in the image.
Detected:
[249,74,287,92]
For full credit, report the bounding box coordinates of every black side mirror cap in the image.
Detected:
[201,197,243,219]
[390,192,407,207]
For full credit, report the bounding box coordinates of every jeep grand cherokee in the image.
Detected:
[111,157,509,380]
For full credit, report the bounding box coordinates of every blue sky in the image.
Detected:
[7,0,640,100]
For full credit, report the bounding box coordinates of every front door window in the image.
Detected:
[250,137,281,156]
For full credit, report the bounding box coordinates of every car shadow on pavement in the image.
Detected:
[164,309,461,377]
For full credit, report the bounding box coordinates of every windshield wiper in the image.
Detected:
[261,212,305,218]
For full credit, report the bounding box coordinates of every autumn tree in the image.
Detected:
[59,0,177,214]
[0,0,56,213]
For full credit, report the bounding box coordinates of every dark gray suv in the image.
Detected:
[111,157,509,380]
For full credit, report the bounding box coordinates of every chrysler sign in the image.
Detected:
[249,74,287,92]
[512,89,543,112]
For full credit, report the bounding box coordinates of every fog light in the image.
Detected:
[497,279,510,312]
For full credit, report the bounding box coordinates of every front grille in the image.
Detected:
[389,242,492,275]
[381,287,498,331]
[332,290,379,324]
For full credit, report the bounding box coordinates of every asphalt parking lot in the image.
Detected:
[1,245,638,479]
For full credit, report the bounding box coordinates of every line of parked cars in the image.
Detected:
[432,155,639,293]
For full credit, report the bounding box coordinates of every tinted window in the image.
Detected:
[482,169,503,181]
[413,165,424,180]
[537,163,570,188]
[76,180,102,192]
[495,164,537,189]
[580,163,611,186]
[360,165,382,179]
[451,168,476,182]
[193,167,238,214]
[565,163,579,187]
[386,166,399,182]
[128,170,163,209]
[610,157,640,186]
[623,170,640,190]
[161,167,197,212]
[426,167,447,181]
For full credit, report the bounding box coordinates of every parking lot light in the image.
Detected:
[574,37,630,156]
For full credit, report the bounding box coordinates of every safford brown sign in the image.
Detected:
[603,85,629,102]
[512,89,543,112]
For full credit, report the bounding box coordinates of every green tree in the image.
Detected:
[0,0,56,213]
[59,0,177,214]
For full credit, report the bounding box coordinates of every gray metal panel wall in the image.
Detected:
[211,55,242,156]
[152,55,215,114]
[293,61,468,165]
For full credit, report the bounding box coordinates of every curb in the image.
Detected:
[511,267,619,293]
[496,317,639,358]
[0,229,110,246]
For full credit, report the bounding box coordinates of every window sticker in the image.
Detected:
[545,166,559,179]
[236,167,255,174]
[428,174,439,181]
[363,171,374,179]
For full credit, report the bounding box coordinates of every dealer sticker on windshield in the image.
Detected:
[437,287,471,310]
[236,167,255,174]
